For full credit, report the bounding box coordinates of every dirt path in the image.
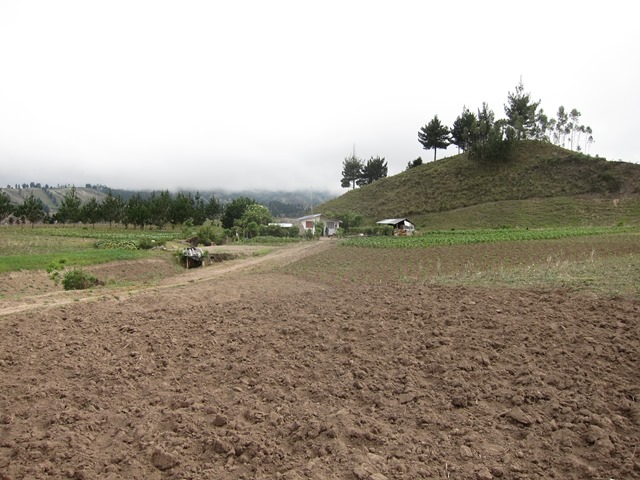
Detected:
[0,239,334,317]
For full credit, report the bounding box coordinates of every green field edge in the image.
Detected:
[339,226,639,248]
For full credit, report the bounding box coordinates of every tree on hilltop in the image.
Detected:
[504,79,541,140]
[358,156,388,186]
[418,115,451,161]
[451,106,477,153]
[341,154,363,189]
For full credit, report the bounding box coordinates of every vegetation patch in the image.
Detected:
[283,231,640,299]
[339,226,636,248]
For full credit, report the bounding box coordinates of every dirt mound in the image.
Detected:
[0,241,638,479]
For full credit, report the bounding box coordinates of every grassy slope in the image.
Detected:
[317,141,640,228]
[1,187,107,213]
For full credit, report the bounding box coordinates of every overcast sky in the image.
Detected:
[1,1,638,194]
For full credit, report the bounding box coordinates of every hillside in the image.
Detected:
[0,186,108,214]
[317,141,640,228]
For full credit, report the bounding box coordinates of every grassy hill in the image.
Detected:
[317,141,640,229]
[0,187,108,214]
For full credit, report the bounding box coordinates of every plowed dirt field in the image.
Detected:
[1,239,638,479]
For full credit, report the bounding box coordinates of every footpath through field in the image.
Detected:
[0,238,334,317]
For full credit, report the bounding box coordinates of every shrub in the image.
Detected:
[197,224,226,245]
[137,237,161,250]
[61,268,101,290]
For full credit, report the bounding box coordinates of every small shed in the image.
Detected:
[376,218,416,236]
[296,213,341,236]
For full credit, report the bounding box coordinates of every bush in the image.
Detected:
[197,224,227,245]
[61,268,100,290]
[258,224,301,238]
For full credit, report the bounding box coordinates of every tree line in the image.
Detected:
[0,188,306,240]
[0,187,222,229]
[417,79,595,164]
[341,155,388,190]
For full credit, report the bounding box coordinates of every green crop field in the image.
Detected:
[0,226,183,273]
[339,226,638,248]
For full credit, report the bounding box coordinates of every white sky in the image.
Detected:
[1,1,638,193]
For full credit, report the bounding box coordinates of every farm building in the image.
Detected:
[296,214,340,236]
[376,218,416,235]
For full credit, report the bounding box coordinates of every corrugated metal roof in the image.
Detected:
[296,214,322,221]
[376,218,412,225]
[296,214,340,222]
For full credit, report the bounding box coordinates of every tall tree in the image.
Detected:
[125,193,148,229]
[100,190,125,226]
[169,192,195,226]
[205,195,222,221]
[57,186,82,224]
[17,193,47,227]
[418,115,450,161]
[358,156,388,186]
[504,79,540,140]
[568,108,582,151]
[148,190,172,228]
[534,108,552,142]
[583,126,594,154]
[192,192,208,226]
[80,197,101,227]
[450,106,477,153]
[236,203,272,238]
[0,192,13,223]
[341,154,363,189]
[466,103,514,163]
[555,106,569,147]
[221,196,257,229]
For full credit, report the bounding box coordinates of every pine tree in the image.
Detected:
[418,115,451,161]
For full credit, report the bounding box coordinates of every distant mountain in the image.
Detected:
[0,185,336,218]
[316,141,640,229]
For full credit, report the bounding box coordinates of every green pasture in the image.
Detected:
[0,226,181,273]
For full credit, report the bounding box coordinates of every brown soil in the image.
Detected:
[1,239,638,479]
